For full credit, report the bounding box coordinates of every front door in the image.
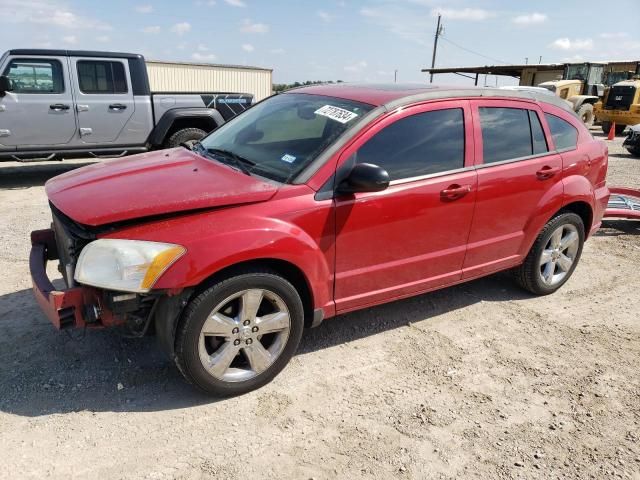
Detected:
[0,56,76,148]
[333,101,477,313]
[68,57,135,144]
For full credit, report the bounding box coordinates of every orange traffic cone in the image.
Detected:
[607,121,616,140]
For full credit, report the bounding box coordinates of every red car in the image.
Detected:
[30,84,609,396]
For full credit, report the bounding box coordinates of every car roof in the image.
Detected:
[285,83,573,113]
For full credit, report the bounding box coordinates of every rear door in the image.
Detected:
[0,55,76,148]
[333,101,477,312]
[68,57,135,144]
[462,100,564,278]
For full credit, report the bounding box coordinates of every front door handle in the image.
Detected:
[109,103,127,111]
[440,184,471,201]
[49,104,70,111]
[536,166,561,180]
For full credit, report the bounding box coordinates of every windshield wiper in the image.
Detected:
[205,148,254,176]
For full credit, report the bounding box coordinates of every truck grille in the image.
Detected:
[605,85,636,110]
[50,204,94,288]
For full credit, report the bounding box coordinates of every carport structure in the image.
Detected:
[421,63,567,86]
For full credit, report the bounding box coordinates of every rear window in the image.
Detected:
[77,61,128,94]
[479,107,549,164]
[544,113,578,151]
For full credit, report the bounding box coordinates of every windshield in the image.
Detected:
[199,93,374,183]
[565,64,588,81]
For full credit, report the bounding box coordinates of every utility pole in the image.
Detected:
[429,14,443,84]
[394,69,398,83]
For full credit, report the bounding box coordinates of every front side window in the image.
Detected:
[545,113,578,151]
[355,108,465,181]
[479,107,549,164]
[77,61,127,94]
[3,59,64,94]
[199,93,374,183]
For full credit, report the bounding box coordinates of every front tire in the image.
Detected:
[514,213,585,295]
[165,127,207,149]
[174,269,304,396]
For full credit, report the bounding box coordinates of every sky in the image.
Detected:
[1,0,639,86]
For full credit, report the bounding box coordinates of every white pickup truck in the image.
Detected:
[0,49,254,161]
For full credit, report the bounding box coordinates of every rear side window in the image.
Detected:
[479,107,549,164]
[77,61,128,94]
[3,59,64,94]
[544,113,578,151]
[356,108,465,181]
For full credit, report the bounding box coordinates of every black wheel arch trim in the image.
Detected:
[148,108,225,147]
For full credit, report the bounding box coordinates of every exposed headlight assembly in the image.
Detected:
[74,239,186,293]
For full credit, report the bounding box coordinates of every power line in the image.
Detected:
[438,35,510,65]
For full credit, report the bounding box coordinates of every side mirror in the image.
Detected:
[0,76,12,95]
[337,163,390,194]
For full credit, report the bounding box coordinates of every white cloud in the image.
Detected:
[224,0,246,7]
[550,37,593,51]
[170,22,191,35]
[192,52,217,61]
[0,0,111,30]
[142,25,161,34]
[344,60,367,72]
[240,19,269,33]
[135,4,153,13]
[270,48,285,55]
[599,32,629,39]
[512,12,547,25]
[242,43,255,52]
[195,0,216,5]
[431,7,495,21]
[96,35,110,42]
[317,11,333,22]
[62,35,77,45]
[197,44,209,52]
[361,6,430,45]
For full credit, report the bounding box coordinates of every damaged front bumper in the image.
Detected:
[29,228,119,329]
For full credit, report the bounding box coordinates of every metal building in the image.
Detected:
[146,60,273,101]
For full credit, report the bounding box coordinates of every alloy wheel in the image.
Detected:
[538,224,580,287]
[198,289,291,383]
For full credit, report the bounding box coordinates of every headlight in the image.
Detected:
[74,239,186,293]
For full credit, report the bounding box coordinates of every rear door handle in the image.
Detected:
[109,103,127,111]
[440,184,471,201]
[536,166,561,180]
[49,104,70,111]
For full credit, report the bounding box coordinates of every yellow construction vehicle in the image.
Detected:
[538,63,605,126]
[594,64,640,135]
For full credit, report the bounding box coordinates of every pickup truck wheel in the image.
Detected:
[514,213,584,295]
[576,104,594,126]
[165,128,207,149]
[174,269,304,396]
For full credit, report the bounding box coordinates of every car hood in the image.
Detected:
[46,148,279,226]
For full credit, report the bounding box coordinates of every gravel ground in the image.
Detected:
[0,130,639,480]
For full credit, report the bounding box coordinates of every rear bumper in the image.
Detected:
[30,229,115,329]
[590,186,611,237]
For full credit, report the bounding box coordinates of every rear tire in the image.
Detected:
[514,213,585,295]
[174,269,304,396]
[627,147,640,157]
[165,128,207,149]
[576,104,594,127]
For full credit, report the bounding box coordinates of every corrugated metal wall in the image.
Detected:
[146,61,273,101]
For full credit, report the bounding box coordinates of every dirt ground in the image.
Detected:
[0,129,639,480]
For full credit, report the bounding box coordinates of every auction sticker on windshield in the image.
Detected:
[315,105,359,124]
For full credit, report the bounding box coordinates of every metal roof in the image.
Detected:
[421,63,567,77]
[146,59,273,72]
